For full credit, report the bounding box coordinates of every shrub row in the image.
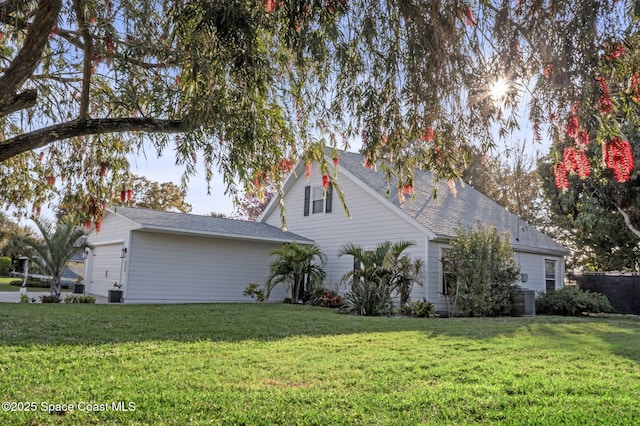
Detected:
[10,279,70,289]
[535,286,614,316]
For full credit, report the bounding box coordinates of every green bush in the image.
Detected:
[0,257,11,276]
[400,299,439,318]
[40,295,61,303]
[341,279,393,316]
[242,283,266,302]
[535,286,615,316]
[64,295,96,304]
[10,279,69,289]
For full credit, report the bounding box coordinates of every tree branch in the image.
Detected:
[0,0,62,114]
[0,88,37,116]
[615,205,640,240]
[0,118,190,162]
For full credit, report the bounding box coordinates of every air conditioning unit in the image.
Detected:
[511,287,536,316]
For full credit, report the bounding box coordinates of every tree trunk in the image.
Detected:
[50,277,61,297]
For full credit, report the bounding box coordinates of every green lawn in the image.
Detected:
[0,304,638,425]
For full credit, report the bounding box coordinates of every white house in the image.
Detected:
[85,148,568,308]
[260,149,569,313]
[83,207,311,303]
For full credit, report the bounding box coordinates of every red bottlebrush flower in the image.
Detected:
[563,147,591,178]
[322,175,330,189]
[46,176,55,185]
[253,176,261,188]
[265,0,275,12]
[175,75,181,86]
[566,115,580,139]
[305,163,312,179]
[363,158,375,170]
[102,202,107,210]
[465,7,474,26]
[543,63,553,79]
[126,189,133,201]
[49,26,58,40]
[95,221,102,233]
[38,151,45,161]
[420,128,435,143]
[104,33,114,54]
[332,157,340,167]
[577,130,589,148]
[85,218,92,231]
[605,43,625,61]
[633,73,640,103]
[598,76,613,114]
[35,205,41,216]
[99,163,107,176]
[604,137,635,183]
[553,163,569,190]
[120,190,126,203]
[402,182,414,196]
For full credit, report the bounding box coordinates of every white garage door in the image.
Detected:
[88,243,124,297]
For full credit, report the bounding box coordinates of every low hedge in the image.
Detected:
[536,286,615,316]
[9,279,70,289]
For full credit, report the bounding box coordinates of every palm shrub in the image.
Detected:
[23,216,86,297]
[446,224,520,317]
[536,286,614,316]
[265,243,327,303]
[338,241,423,316]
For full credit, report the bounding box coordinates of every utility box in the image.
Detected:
[511,287,536,316]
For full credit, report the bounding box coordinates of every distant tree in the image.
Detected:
[234,187,275,221]
[126,176,192,213]
[0,212,34,262]
[23,216,86,296]
[463,144,548,230]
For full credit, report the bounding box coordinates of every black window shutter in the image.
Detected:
[304,186,310,216]
[325,183,333,213]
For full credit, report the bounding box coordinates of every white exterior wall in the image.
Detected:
[427,241,450,312]
[84,213,137,297]
[124,231,288,303]
[515,251,565,294]
[264,163,430,301]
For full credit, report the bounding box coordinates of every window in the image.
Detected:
[303,184,333,216]
[312,186,325,213]
[545,259,556,291]
[441,248,456,296]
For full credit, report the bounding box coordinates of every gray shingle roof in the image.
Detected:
[112,206,313,244]
[335,149,569,255]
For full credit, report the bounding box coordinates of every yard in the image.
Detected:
[0,304,638,425]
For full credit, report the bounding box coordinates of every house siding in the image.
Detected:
[124,231,288,303]
[84,213,137,297]
[515,251,565,294]
[264,163,429,301]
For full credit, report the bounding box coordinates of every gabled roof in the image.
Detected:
[111,206,313,244]
[335,149,569,256]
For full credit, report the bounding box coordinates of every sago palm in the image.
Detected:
[23,216,86,297]
[265,243,326,303]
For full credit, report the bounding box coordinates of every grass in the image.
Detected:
[0,304,638,425]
